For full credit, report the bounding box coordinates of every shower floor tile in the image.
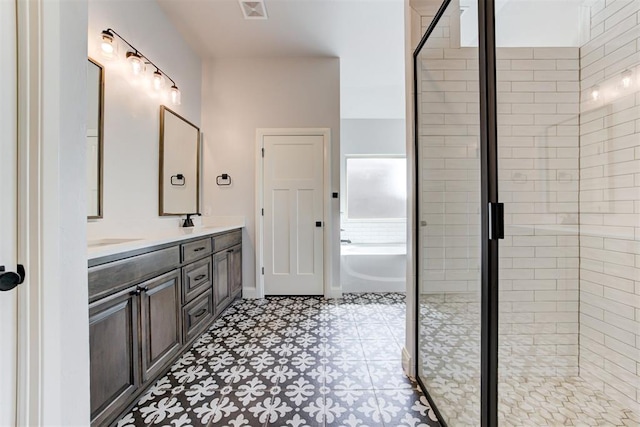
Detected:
[115,293,441,427]
[418,295,640,426]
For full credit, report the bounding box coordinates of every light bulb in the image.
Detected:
[153,71,164,91]
[100,30,116,59]
[622,70,633,89]
[126,52,144,76]
[170,85,181,105]
[591,85,600,101]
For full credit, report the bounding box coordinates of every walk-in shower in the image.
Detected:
[414,0,640,425]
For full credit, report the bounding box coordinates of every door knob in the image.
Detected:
[0,265,25,292]
[315,221,322,227]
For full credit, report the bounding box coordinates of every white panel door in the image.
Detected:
[263,135,324,295]
[0,0,19,423]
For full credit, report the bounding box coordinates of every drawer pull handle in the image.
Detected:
[227,249,234,254]
[193,308,207,318]
[194,274,206,281]
[193,247,206,252]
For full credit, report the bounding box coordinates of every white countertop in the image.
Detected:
[88,224,243,260]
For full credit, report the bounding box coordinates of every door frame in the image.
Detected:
[412,0,500,426]
[14,0,91,423]
[15,0,45,423]
[255,128,332,298]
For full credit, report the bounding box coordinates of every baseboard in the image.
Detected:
[325,288,343,299]
[242,287,260,299]
[402,346,414,377]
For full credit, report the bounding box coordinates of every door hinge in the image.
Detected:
[261,267,264,275]
[261,208,264,216]
[488,202,504,240]
[261,148,264,157]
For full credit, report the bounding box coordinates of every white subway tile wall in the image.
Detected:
[341,220,406,245]
[497,45,581,379]
[578,0,640,413]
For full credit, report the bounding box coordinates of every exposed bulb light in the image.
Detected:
[126,52,145,76]
[100,30,116,59]
[152,70,164,91]
[621,69,633,89]
[170,85,181,105]
[100,28,182,105]
[591,85,600,101]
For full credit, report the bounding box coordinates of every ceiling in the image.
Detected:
[156,0,407,119]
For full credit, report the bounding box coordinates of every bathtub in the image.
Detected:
[340,243,407,293]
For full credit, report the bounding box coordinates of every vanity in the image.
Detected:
[86,51,231,425]
[87,226,242,426]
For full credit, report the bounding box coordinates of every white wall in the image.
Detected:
[87,0,202,239]
[340,119,407,244]
[40,0,90,423]
[201,57,341,297]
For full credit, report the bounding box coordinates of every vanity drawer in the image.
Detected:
[88,246,180,302]
[214,230,242,253]
[181,238,212,263]
[182,290,213,343]
[182,257,212,304]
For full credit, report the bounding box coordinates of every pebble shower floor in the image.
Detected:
[115,293,441,427]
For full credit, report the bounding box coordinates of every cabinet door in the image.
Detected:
[89,288,140,426]
[140,269,182,382]
[214,250,231,314]
[229,244,242,298]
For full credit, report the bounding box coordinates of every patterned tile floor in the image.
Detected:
[418,295,640,426]
[115,293,440,427]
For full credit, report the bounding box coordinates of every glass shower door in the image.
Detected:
[415,1,483,425]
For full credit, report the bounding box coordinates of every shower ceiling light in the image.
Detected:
[98,28,182,106]
[621,69,633,89]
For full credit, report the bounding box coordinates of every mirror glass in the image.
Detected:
[87,59,104,219]
[159,106,200,215]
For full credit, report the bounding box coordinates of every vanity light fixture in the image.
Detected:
[100,30,116,59]
[621,69,633,89]
[98,28,181,105]
[126,51,145,76]
[170,85,181,105]
[152,70,164,91]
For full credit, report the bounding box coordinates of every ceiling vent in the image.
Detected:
[239,0,268,19]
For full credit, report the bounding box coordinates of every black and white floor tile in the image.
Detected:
[116,293,440,427]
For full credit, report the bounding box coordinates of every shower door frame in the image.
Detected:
[412,1,501,426]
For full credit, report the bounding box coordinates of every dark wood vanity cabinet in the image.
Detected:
[213,230,242,314]
[89,288,140,426]
[229,244,242,298]
[213,250,231,314]
[88,228,242,427]
[139,270,182,382]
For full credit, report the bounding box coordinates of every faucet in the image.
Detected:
[182,213,201,228]
[341,239,352,244]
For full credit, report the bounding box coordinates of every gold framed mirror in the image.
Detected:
[87,58,104,219]
[159,106,200,216]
